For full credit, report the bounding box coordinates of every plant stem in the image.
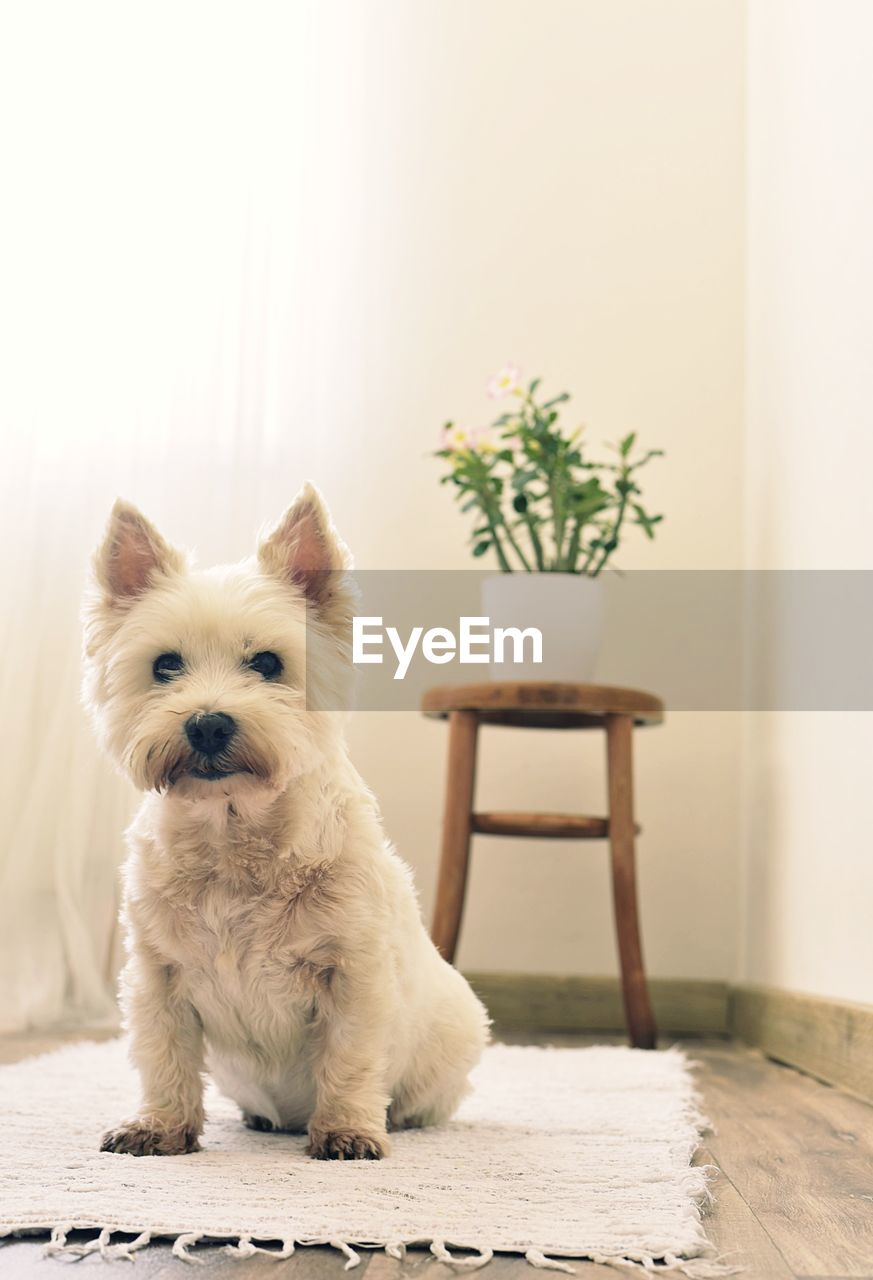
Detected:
[490,527,513,572]
[548,473,567,570]
[564,517,582,573]
[522,512,546,570]
[499,518,533,571]
[580,538,600,574]
[477,488,518,572]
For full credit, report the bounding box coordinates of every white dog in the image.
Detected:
[83,486,489,1160]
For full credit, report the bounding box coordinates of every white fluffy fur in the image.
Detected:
[83,486,489,1161]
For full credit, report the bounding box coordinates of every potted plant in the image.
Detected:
[434,365,664,680]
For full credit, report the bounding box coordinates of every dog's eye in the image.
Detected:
[248,651,283,680]
[153,652,185,683]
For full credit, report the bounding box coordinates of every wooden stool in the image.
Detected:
[421,681,664,1050]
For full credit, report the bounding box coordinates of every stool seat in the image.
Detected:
[421,681,664,730]
[423,680,663,1049]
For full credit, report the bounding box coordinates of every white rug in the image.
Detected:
[0,1039,731,1275]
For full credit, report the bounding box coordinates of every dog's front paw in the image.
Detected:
[306,1127,388,1161]
[100,1118,201,1157]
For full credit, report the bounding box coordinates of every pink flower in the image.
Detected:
[486,363,522,399]
[470,425,498,453]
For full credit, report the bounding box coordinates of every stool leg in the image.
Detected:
[431,710,479,964]
[605,713,657,1049]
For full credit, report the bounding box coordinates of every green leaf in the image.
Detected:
[512,493,528,513]
[528,377,542,395]
[620,432,637,456]
[473,540,491,557]
[572,495,611,522]
[629,448,665,470]
[632,504,664,539]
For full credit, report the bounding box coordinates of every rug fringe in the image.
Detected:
[430,1241,495,1269]
[103,1231,153,1261]
[36,1228,741,1274]
[43,1225,72,1258]
[43,1227,153,1262]
[525,1247,576,1273]
[43,1226,113,1260]
[224,1235,296,1260]
[330,1238,362,1270]
[662,1253,744,1278]
[172,1231,205,1263]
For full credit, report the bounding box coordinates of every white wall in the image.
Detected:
[0,0,748,1031]
[6,0,867,1014]
[334,0,747,980]
[744,0,873,1004]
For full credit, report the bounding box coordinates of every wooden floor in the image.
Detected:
[1,1033,871,1280]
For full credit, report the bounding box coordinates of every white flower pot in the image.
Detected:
[481,572,605,683]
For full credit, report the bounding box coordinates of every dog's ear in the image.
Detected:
[258,484,351,609]
[93,500,184,604]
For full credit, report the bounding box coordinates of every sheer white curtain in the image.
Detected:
[0,1,364,1031]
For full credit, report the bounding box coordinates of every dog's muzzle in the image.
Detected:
[184,712,237,756]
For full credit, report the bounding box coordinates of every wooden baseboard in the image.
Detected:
[463,972,730,1036]
[730,983,873,1104]
[465,972,873,1102]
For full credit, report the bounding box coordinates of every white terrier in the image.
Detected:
[83,486,489,1160]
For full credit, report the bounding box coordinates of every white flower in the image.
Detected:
[486,363,522,399]
[441,423,474,451]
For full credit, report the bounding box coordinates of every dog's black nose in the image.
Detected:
[185,712,237,757]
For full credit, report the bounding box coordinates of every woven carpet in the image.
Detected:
[0,1039,731,1274]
